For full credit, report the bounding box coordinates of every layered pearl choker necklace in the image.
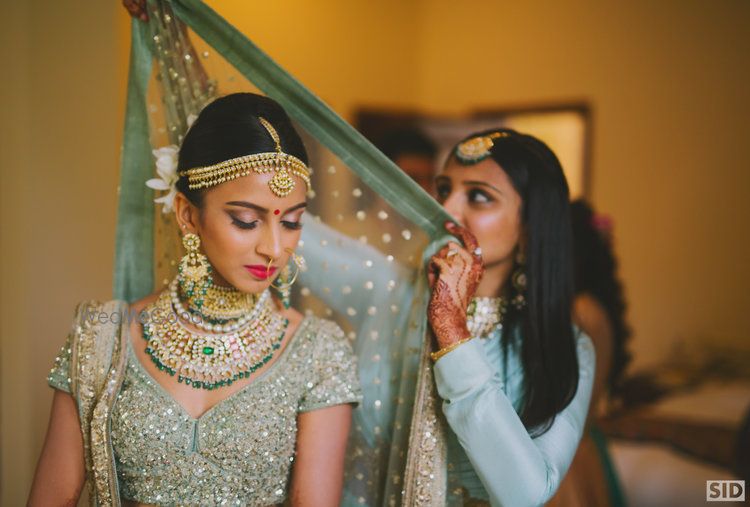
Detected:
[142,278,288,390]
[169,277,267,333]
[467,297,508,338]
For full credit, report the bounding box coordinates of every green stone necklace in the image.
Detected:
[141,285,288,390]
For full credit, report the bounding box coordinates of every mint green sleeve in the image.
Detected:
[297,216,412,328]
[433,334,595,507]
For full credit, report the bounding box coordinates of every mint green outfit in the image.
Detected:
[48,311,361,506]
[297,219,595,507]
[435,328,595,506]
[110,1,596,505]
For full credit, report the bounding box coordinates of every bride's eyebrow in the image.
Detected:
[282,202,307,214]
[225,201,307,214]
[462,180,503,195]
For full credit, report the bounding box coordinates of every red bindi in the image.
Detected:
[273,209,280,215]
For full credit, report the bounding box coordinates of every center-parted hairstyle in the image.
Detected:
[176,92,308,206]
[454,128,578,436]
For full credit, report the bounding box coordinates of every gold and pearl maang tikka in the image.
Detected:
[178,117,311,198]
[455,131,510,164]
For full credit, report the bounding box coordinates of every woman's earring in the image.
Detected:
[178,232,213,309]
[511,250,527,311]
[270,249,305,310]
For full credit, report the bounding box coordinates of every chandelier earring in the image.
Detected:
[178,232,214,310]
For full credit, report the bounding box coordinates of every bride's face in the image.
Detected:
[434,157,523,272]
[176,172,307,294]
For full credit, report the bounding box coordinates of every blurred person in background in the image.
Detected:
[547,198,630,507]
[379,127,437,192]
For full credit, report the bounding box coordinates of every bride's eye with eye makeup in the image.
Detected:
[281,220,303,230]
[229,213,259,230]
[231,217,258,230]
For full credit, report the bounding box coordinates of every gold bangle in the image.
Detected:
[430,337,473,362]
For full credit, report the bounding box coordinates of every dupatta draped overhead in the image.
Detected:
[112,1,455,505]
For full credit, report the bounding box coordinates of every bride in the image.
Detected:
[29,93,362,506]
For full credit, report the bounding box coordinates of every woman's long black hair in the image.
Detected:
[570,199,631,396]
[176,92,308,207]
[458,128,578,436]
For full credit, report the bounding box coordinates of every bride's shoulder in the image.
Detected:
[70,299,126,325]
[127,292,160,315]
[300,314,347,341]
[298,315,359,363]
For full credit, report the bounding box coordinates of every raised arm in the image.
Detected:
[433,335,595,507]
[28,390,86,507]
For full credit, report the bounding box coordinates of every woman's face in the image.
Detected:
[176,172,307,294]
[434,157,524,286]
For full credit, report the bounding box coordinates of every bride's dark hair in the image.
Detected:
[459,128,578,436]
[176,92,308,206]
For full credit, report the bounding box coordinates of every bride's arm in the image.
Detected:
[289,405,353,506]
[28,390,86,507]
[289,320,360,506]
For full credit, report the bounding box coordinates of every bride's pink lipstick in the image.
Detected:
[244,265,277,280]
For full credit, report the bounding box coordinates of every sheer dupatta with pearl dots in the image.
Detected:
[112,1,457,505]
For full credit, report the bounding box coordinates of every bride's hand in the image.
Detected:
[122,0,148,22]
[427,222,484,350]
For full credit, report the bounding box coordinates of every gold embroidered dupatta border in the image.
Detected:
[69,300,129,506]
[402,341,448,506]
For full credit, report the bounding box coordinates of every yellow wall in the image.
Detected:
[212,0,750,366]
[2,0,748,503]
[204,0,423,116]
[410,0,750,365]
[1,1,125,504]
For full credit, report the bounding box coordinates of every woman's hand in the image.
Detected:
[122,0,148,22]
[427,221,484,349]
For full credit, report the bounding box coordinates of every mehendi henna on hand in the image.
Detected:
[427,223,485,350]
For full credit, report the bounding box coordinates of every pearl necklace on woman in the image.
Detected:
[142,278,288,390]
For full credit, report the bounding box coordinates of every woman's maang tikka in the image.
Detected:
[179,117,312,198]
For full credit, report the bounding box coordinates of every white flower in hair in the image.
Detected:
[146,145,179,213]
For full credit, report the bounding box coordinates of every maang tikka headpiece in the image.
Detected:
[179,116,312,198]
[455,131,510,164]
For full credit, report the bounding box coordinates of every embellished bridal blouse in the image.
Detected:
[47,300,362,506]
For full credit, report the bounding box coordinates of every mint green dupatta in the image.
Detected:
[113,2,455,505]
